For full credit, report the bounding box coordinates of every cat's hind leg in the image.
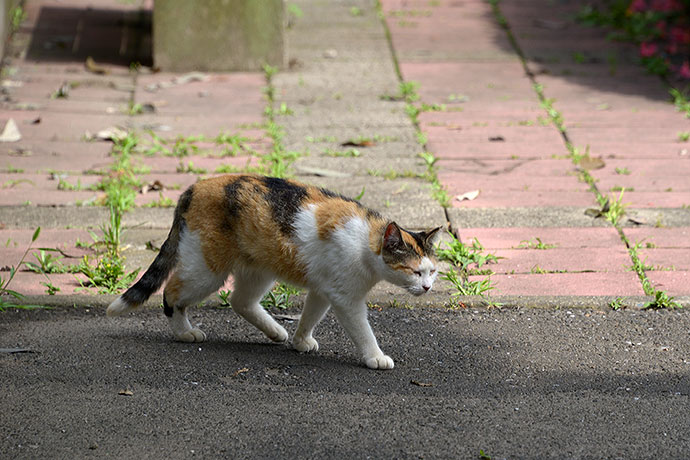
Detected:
[230,268,288,343]
[164,269,227,343]
[293,291,330,353]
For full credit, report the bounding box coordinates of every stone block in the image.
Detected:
[153,0,286,71]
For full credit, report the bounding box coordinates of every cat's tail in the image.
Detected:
[106,189,192,317]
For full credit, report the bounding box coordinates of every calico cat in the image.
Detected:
[107,174,440,369]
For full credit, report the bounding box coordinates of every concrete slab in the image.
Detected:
[448,207,611,229]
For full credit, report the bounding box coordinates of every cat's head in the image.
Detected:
[380,222,442,296]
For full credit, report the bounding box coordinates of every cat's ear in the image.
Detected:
[383,222,405,251]
[423,226,443,249]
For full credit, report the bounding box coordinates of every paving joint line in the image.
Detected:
[487,0,681,307]
[376,0,453,233]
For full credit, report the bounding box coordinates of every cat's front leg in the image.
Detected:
[331,299,394,370]
[293,291,330,353]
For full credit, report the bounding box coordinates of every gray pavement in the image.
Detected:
[3,305,690,459]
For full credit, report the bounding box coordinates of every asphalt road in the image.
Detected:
[2,304,689,459]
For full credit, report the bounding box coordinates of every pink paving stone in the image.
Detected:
[623,227,690,248]
[611,191,689,208]
[0,189,97,206]
[0,141,112,174]
[478,272,645,296]
[567,127,690,146]
[637,248,690,271]
[138,155,260,174]
[437,158,581,176]
[4,111,130,142]
[5,272,90,296]
[0,228,94,250]
[456,227,624,249]
[385,7,517,62]
[443,187,596,208]
[589,159,690,180]
[422,119,565,145]
[401,62,539,107]
[137,73,266,116]
[534,74,672,111]
[646,271,690,296]
[487,247,632,274]
[595,176,689,195]
[128,115,263,140]
[432,141,561,161]
[579,143,690,160]
[560,109,690,130]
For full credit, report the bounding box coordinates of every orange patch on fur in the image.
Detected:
[182,175,309,286]
[401,231,424,257]
[314,200,364,240]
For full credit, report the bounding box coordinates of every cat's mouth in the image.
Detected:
[407,286,429,296]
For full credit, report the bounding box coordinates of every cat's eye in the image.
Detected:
[430,269,436,274]
[413,270,422,276]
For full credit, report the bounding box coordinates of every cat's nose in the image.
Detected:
[422,284,430,292]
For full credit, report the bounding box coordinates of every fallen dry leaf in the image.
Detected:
[140,180,164,194]
[411,380,433,387]
[85,56,109,75]
[579,156,605,170]
[456,190,480,202]
[118,389,134,396]
[233,368,249,377]
[341,140,375,147]
[0,118,21,142]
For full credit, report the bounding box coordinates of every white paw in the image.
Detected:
[364,354,394,370]
[293,335,319,353]
[266,325,289,343]
[176,328,207,343]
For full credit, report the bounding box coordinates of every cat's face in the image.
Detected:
[380,223,441,296]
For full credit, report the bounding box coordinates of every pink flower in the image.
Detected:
[679,61,690,79]
[640,41,659,57]
[670,26,690,45]
[650,0,681,12]
[629,0,647,13]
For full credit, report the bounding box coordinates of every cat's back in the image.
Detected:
[184,174,382,238]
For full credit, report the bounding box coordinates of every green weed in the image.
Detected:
[261,282,301,310]
[218,289,232,307]
[0,228,43,311]
[642,290,681,309]
[517,237,557,250]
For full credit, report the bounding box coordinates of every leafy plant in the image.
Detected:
[437,233,500,272]
[517,237,557,250]
[218,289,232,307]
[0,228,45,312]
[643,290,681,310]
[261,283,301,309]
[609,297,626,310]
[76,206,139,294]
[24,250,68,274]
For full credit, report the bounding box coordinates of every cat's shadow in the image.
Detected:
[108,329,359,369]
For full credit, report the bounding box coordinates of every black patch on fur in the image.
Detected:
[223,177,247,230]
[177,185,194,215]
[319,187,382,220]
[121,188,190,307]
[163,294,173,317]
[407,230,427,252]
[261,176,308,235]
